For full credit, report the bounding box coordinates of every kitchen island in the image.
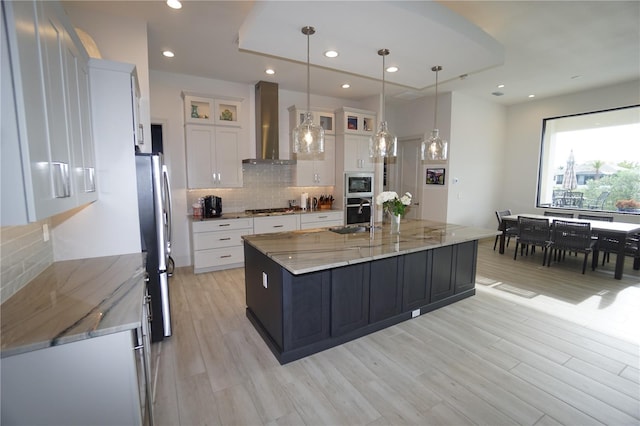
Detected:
[243,219,498,364]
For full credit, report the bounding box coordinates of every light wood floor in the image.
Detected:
[151,238,640,425]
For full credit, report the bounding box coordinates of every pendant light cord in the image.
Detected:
[306,31,310,113]
[432,65,442,130]
[381,53,385,123]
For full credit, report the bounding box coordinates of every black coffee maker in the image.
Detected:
[203,195,222,218]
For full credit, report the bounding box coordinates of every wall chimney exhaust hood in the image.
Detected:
[242,81,296,165]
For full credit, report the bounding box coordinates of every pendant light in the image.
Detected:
[292,26,324,154]
[369,49,397,158]
[421,65,448,161]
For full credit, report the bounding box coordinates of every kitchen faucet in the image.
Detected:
[358,198,375,240]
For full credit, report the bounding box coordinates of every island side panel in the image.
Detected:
[244,243,284,350]
[282,269,331,351]
[453,241,478,293]
[330,263,370,337]
[402,250,431,311]
[369,256,403,323]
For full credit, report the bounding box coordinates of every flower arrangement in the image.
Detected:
[376,191,412,217]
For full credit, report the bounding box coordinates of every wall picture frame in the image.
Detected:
[426,168,445,185]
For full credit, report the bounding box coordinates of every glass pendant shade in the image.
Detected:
[293,111,324,154]
[370,48,397,158]
[370,121,397,158]
[293,26,324,154]
[421,65,448,161]
[421,128,448,160]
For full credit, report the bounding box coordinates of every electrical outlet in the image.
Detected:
[42,224,49,242]
[262,272,268,289]
[412,309,420,318]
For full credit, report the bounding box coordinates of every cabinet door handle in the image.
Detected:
[273,225,284,228]
[84,167,96,192]
[219,223,231,227]
[219,237,231,241]
[220,254,232,258]
[318,215,328,219]
[52,162,71,198]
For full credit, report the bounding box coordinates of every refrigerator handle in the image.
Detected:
[162,165,173,248]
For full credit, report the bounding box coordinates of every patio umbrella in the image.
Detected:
[562,150,578,190]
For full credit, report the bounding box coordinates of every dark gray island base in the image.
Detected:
[243,220,497,364]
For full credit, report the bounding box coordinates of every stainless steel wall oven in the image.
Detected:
[345,172,374,225]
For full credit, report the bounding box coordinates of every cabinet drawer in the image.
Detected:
[253,215,299,234]
[300,211,343,224]
[300,220,343,230]
[193,229,250,250]
[194,246,244,268]
[192,218,252,233]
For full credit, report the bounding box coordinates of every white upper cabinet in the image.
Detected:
[335,107,377,172]
[1,0,96,225]
[183,92,244,189]
[288,106,336,186]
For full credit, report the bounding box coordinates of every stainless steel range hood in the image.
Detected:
[243,81,296,165]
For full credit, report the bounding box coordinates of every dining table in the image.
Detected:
[499,213,640,279]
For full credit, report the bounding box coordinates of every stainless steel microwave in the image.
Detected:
[345,172,374,197]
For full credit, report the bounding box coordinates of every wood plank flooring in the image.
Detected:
[152,238,640,425]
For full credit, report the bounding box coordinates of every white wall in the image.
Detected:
[390,92,454,223]
[503,79,640,224]
[448,92,506,229]
[62,4,151,153]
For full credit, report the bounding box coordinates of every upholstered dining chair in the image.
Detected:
[494,209,517,251]
[514,216,552,265]
[548,219,596,274]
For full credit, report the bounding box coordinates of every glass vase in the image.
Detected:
[390,213,401,234]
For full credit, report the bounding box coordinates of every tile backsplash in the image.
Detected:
[0,219,53,304]
[186,163,335,214]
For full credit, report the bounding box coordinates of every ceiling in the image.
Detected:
[63,1,640,106]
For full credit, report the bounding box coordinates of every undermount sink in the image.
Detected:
[329,226,374,235]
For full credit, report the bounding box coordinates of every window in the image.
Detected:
[537,105,640,214]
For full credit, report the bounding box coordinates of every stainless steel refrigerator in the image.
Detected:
[135,153,174,342]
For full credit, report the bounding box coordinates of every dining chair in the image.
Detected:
[548,219,596,274]
[594,232,640,269]
[544,211,574,218]
[577,214,614,262]
[494,209,517,251]
[514,216,551,265]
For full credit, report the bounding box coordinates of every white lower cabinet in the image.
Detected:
[191,212,343,273]
[1,330,149,426]
[191,217,253,273]
[253,215,299,234]
[300,211,344,230]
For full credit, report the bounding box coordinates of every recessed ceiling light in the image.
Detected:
[528,94,536,98]
[324,50,338,58]
[386,66,398,73]
[265,68,275,75]
[497,84,505,88]
[166,0,182,9]
[341,83,350,89]
[162,50,175,58]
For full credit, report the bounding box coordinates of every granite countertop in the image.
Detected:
[243,219,499,275]
[191,208,343,221]
[1,253,146,358]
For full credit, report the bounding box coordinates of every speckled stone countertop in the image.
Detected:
[243,219,499,275]
[1,253,146,358]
